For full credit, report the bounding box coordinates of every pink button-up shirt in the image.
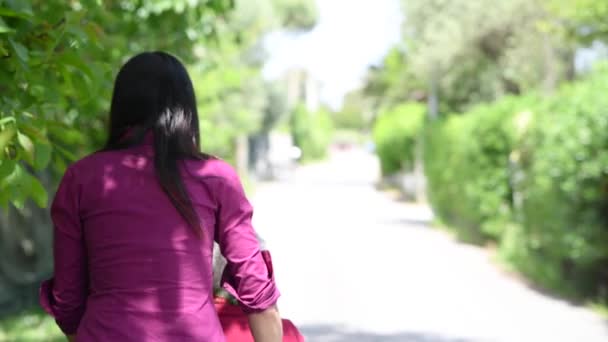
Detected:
[39,137,279,341]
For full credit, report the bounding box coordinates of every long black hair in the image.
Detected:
[104,51,206,236]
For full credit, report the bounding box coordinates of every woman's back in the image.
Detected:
[80,140,217,340]
[42,138,279,341]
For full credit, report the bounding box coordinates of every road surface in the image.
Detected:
[249,148,608,342]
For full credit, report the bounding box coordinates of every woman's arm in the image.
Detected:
[213,162,281,328]
[247,304,283,342]
[40,168,88,337]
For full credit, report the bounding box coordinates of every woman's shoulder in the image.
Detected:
[65,149,131,174]
[185,156,240,184]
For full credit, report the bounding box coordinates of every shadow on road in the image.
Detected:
[300,324,479,342]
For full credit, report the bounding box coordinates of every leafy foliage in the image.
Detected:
[506,68,608,298]
[0,0,235,210]
[272,0,318,31]
[0,307,62,341]
[290,104,333,162]
[0,0,318,210]
[422,115,471,232]
[373,103,425,176]
[363,48,426,112]
[333,89,372,131]
[365,0,572,115]
[423,69,608,300]
[545,0,608,44]
[423,96,537,242]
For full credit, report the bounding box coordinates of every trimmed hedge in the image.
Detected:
[424,69,608,300]
[424,96,538,242]
[506,72,608,298]
[373,103,426,175]
[423,115,472,234]
[290,104,334,161]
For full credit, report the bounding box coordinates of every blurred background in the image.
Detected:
[1,0,608,341]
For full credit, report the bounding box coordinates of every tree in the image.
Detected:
[0,0,319,209]
[0,0,237,207]
[334,88,372,131]
[400,0,574,113]
[363,47,426,114]
[545,0,608,44]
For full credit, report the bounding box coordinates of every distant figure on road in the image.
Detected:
[39,52,282,342]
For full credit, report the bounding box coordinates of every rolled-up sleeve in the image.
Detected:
[39,167,87,335]
[214,167,280,313]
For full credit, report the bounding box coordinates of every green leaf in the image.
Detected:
[60,51,95,83]
[34,141,52,170]
[8,38,28,62]
[65,10,86,26]
[0,159,15,180]
[0,7,33,19]
[28,174,48,208]
[17,131,34,158]
[48,123,85,145]
[3,163,27,209]
[0,23,15,33]
[53,144,77,162]
[19,121,50,145]
[1,163,46,208]
[0,18,14,33]
[0,186,9,207]
[0,126,16,153]
[11,193,25,209]
[0,116,16,125]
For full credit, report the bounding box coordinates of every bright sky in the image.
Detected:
[262,0,403,110]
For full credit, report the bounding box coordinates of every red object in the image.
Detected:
[214,297,304,342]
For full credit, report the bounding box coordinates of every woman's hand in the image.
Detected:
[247,304,283,342]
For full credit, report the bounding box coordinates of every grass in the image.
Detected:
[0,308,63,342]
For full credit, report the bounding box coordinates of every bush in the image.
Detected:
[423,114,475,238]
[424,67,608,301]
[332,108,369,131]
[503,71,608,298]
[424,96,537,242]
[373,103,426,175]
[290,104,334,161]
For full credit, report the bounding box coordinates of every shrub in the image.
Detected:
[373,103,426,175]
[503,71,608,299]
[290,105,334,161]
[423,96,537,242]
[423,115,473,235]
[424,67,608,301]
[332,107,368,131]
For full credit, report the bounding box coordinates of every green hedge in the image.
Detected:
[290,104,333,161]
[424,69,608,300]
[423,114,474,237]
[424,96,539,242]
[373,103,426,175]
[504,72,608,298]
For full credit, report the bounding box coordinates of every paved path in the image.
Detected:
[250,148,608,342]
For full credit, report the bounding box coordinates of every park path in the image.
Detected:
[249,148,608,342]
